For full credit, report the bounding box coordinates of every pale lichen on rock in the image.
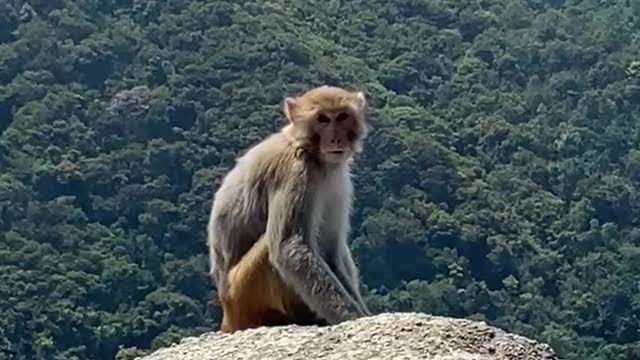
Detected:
[136,312,559,360]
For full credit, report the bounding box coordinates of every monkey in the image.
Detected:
[207,85,371,333]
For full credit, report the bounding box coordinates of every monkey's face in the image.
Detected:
[312,109,360,164]
[283,86,368,165]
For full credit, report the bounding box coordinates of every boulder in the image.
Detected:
[137,312,559,360]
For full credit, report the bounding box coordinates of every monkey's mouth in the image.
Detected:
[326,149,346,154]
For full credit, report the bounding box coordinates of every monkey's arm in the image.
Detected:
[332,241,371,316]
[321,191,370,316]
[266,184,363,324]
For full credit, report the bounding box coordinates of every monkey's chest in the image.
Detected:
[309,181,348,245]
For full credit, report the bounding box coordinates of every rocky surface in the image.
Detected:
[137,312,559,360]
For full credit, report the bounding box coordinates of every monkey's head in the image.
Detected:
[282,85,368,165]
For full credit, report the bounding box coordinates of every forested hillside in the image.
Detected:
[1,0,640,359]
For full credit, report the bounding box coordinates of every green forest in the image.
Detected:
[1,0,640,359]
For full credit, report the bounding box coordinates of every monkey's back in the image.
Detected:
[207,132,306,283]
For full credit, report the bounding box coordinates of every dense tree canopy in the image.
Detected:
[1,0,640,359]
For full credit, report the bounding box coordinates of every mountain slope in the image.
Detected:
[1,1,640,360]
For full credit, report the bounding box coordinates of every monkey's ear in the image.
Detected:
[282,97,297,123]
[354,91,367,111]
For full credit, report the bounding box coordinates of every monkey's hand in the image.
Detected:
[266,188,363,324]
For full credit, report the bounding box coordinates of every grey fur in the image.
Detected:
[331,241,371,315]
[207,129,369,324]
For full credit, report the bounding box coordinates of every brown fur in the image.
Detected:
[219,234,326,333]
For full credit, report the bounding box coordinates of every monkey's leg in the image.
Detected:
[219,288,284,333]
[218,292,237,333]
[220,234,303,333]
[254,237,328,327]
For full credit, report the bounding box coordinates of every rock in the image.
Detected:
[136,312,558,360]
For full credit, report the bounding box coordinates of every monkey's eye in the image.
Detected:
[317,114,330,123]
[336,113,348,122]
